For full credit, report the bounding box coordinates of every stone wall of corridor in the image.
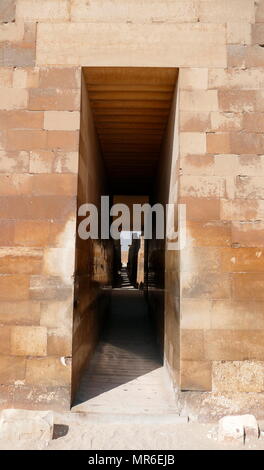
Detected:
[0,0,264,409]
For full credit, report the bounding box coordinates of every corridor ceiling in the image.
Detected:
[84,67,178,194]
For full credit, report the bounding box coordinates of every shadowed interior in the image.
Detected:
[84,67,178,194]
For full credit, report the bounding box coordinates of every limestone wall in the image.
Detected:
[0,60,81,409]
[0,0,264,408]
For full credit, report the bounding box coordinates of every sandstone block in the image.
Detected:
[180,132,206,155]
[204,329,264,360]
[218,90,256,112]
[232,220,264,247]
[221,247,264,273]
[39,67,81,89]
[6,129,47,151]
[256,1,264,22]
[0,0,15,22]
[213,154,239,177]
[210,299,264,330]
[209,69,264,90]
[233,273,264,300]
[206,133,231,154]
[179,68,208,90]
[16,0,69,22]
[243,112,264,132]
[25,357,71,386]
[0,68,13,87]
[180,196,220,221]
[14,220,51,247]
[11,326,47,356]
[213,361,264,393]
[181,360,212,391]
[0,247,43,274]
[0,110,43,129]
[0,20,24,42]
[181,330,204,361]
[197,0,254,23]
[227,45,264,68]
[181,154,214,176]
[180,111,210,132]
[235,175,264,199]
[0,301,40,325]
[0,326,10,354]
[0,275,29,301]
[180,90,218,112]
[0,219,14,245]
[210,112,242,131]
[181,271,230,299]
[44,111,80,131]
[43,247,75,279]
[40,300,72,329]
[226,22,251,45]
[36,23,227,68]
[29,275,73,301]
[30,174,77,196]
[28,88,80,111]
[180,175,225,198]
[2,42,36,67]
[0,150,29,173]
[252,24,264,45]
[0,355,26,383]
[0,88,28,110]
[186,220,231,247]
[181,299,211,329]
[220,198,264,221]
[29,150,55,173]
[47,130,79,151]
[181,246,221,273]
[53,151,79,173]
[1,195,76,220]
[47,329,72,356]
[70,0,198,23]
[13,67,39,89]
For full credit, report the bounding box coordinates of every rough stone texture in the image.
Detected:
[0,0,264,411]
[0,0,16,23]
[0,409,53,449]
[36,23,227,67]
[212,361,264,392]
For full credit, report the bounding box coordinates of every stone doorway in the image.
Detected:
[71,67,180,410]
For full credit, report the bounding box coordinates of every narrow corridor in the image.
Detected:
[72,288,178,415]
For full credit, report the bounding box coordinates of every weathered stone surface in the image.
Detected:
[25,357,71,386]
[0,88,28,110]
[0,409,53,449]
[0,0,16,23]
[16,0,69,22]
[180,360,212,391]
[11,326,47,356]
[44,111,80,130]
[197,0,254,23]
[36,23,227,67]
[70,0,198,23]
[2,42,36,67]
[213,361,264,393]
[28,88,80,111]
[180,90,218,112]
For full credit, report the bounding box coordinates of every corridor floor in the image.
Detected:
[72,288,178,415]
